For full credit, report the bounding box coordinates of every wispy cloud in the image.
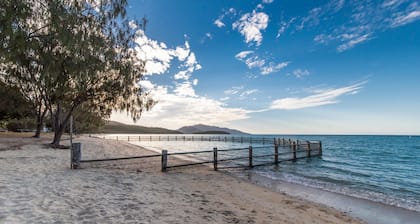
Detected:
[277,17,296,38]
[262,0,274,4]
[232,10,269,46]
[235,51,289,75]
[214,18,225,28]
[337,33,372,52]
[298,0,420,52]
[214,8,237,28]
[224,86,244,95]
[390,9,420,27]
[270,82,366,110]
[292,69,310,78]
[224,86,259,100]
[261,62,289,75]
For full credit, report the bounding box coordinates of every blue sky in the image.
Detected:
[111,0,420,134]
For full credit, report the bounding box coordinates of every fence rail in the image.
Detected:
[74,136,322,172]
[96,135,280,145]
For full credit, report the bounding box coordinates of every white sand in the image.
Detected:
[0,135,362,223]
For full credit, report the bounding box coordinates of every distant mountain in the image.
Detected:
[98,121,181,134]
[177,124,249,135]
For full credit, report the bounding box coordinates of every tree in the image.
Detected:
[1,0,154,146]
[0,81,35,120]
[1,0,51,137]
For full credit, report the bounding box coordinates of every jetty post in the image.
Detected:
[161,150,168,172]
[319,142,323,156]
[306,141,311,158]
[274,139,279,166]
[213,147,218,171]
[248,146,253,168]
[292,141,297,162]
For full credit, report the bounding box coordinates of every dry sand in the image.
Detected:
[0,134,362,223]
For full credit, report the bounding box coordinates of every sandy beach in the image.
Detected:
[0,135,362,223]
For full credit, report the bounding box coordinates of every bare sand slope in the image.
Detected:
[0,135,362,223]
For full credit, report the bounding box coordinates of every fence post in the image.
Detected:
[274,142,279,166]
[213,147,218,171]
[307,141,311,158]
[71,143,81,169]
[249,146,253,168]
[292,141,297,162]
[161,150,168,172]
[319,141,323,156]
[116,136,118,141]
[128,136,130,142]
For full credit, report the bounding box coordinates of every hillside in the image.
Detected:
[177,124,249,135]
[98,121,181,134]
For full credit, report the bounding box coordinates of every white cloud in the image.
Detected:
[292,69,310,78]
[245,56,266,69]
[297,7,322,30]
[262,0,274,4]
[337,33,372,52]
[240,89,258,97]
[111,85,250,129]
[138,80,155,90]
[214,8,237,29]
[174,81,197,97]
[391,9,420,27]
[235,51,289,75]
[134,30,198,75]
[235,51,254,60]
[224,86,244,95]
[270,82,366,110]
[214,18,225,28]
[277,17,296,38]
[309,1,420,52]
[261,62,289,75]
[192,79,198,86]
[232,11,269,46]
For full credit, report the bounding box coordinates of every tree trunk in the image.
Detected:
[50,104,74,148]
[51,125,65,147]
[33,107,48,138]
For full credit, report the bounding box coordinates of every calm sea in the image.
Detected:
[117,134,420,212]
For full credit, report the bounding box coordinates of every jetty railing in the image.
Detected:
[74,137,322,172]
[161,140,322,171]
[96,135,277,145]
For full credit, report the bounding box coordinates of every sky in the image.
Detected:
[111,0,420,135]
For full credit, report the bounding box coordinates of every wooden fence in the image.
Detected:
[73,137,322,172]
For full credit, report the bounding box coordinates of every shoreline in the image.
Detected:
[228,169,420,224]
[0,135,361,223]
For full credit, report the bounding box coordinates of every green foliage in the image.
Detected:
[0,81,35,120]
[68,104,107,134]
[6,117,36,132]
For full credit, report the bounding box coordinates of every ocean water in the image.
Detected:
[106,134,420,212]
